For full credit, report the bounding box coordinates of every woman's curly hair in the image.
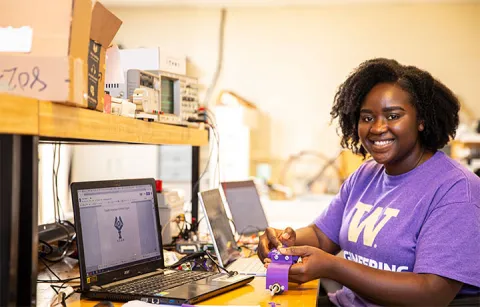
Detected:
[330,58,460,158]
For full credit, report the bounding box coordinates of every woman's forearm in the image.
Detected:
[294,225,322,247]
[295,225,340,255]
[325,255,461,306]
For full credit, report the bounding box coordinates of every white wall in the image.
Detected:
[38,145,72,224]
[110,3,480,161]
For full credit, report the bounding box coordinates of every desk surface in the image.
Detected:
[38,258,318,307]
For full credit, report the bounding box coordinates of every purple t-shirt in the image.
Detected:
[314,151,480,306]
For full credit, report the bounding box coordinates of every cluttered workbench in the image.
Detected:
[37,258,319,307]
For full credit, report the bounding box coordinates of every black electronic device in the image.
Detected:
[38,221,77,260]
[38,222,75,244]
[175,240,214,254]
[71,178,253,305]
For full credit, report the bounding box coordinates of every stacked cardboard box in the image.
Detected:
[0,0,122,111]
[88,1,122,111]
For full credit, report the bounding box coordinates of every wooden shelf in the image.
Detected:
[0,95,208,146]
[0,94,38,135]
[39,101,208,146]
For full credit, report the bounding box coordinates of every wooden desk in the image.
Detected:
[37,259,318,307]
[1,94,208,305]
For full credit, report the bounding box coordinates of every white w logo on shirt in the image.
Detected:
[348,202,399,247]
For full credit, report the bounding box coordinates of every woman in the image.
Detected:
[258,58,480,306]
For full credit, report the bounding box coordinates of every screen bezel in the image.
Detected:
[71,178,164,289]
[198,189,239,268]
[221,180,269,235]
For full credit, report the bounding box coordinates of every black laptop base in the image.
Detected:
[82,290,186,305]
[82,273,254,305]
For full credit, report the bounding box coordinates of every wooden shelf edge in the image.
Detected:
[38,101,209,146]
[0,94,39,135]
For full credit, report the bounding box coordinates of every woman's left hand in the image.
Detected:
[277,245,334,284]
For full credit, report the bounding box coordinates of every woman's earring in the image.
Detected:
[419,123,424,131]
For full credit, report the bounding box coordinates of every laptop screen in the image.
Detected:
[199,189,240,267]
[221,181,268,235]
[76,184,162,277]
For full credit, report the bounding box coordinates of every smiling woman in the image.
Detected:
[258,58,480,306]
[357,82,427,175]
[331,58,459,163]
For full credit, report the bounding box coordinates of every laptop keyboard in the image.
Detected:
[107,270,216,295]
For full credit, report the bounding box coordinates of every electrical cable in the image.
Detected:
[37,277,80,284]
[54,143,65,221]
[39,257,62,281]
[52,144,58,223]
[45,143,77,263]
[204,250,237,277]
[38,240,54,257]
[39,221,75,262]
[164,250,236,277]
[205,123,220,187]
[195,216,204,226]
[189,123,217,205]
[38,256,80,303]
[204,107,217,124]
[201,8,226,108]
[204,116,221,187]
[165,251,207,269]
[184,122,219,236]
[184,8,225,233]
[49,284,77,307]
[53,239,72,262]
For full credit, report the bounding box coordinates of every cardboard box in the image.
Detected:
[88,2,122,111]
[119,47,187,75]
[0,0,92,106]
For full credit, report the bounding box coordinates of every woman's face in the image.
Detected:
[358,82,424,175]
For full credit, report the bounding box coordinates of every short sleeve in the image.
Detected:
[413,201,480,287]
[313,176,351,245]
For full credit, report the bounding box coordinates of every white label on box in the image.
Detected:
[0,26,33,53]
[0,55,69,101]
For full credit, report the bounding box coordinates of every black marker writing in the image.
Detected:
[31,66,47,91]
[0,66,47,92]
[18,72,29,91]
[4,67,18,90]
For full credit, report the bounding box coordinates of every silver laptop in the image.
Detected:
[221,180,269,235]
[199,189,266,277]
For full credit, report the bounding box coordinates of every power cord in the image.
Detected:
[37,257,80,307]
[204,250,237,277]
[165,250,237,277]
[165,251,205,268]
[49,285,75,307]
[184,119,219,234]
[37,258,80,284]
[201,8,226,107]
[207,119,221,187]
[53,143,65,222]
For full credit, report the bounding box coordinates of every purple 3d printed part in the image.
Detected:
[266,248,299,295]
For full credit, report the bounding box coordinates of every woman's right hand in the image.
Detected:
[257,227,296,262]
